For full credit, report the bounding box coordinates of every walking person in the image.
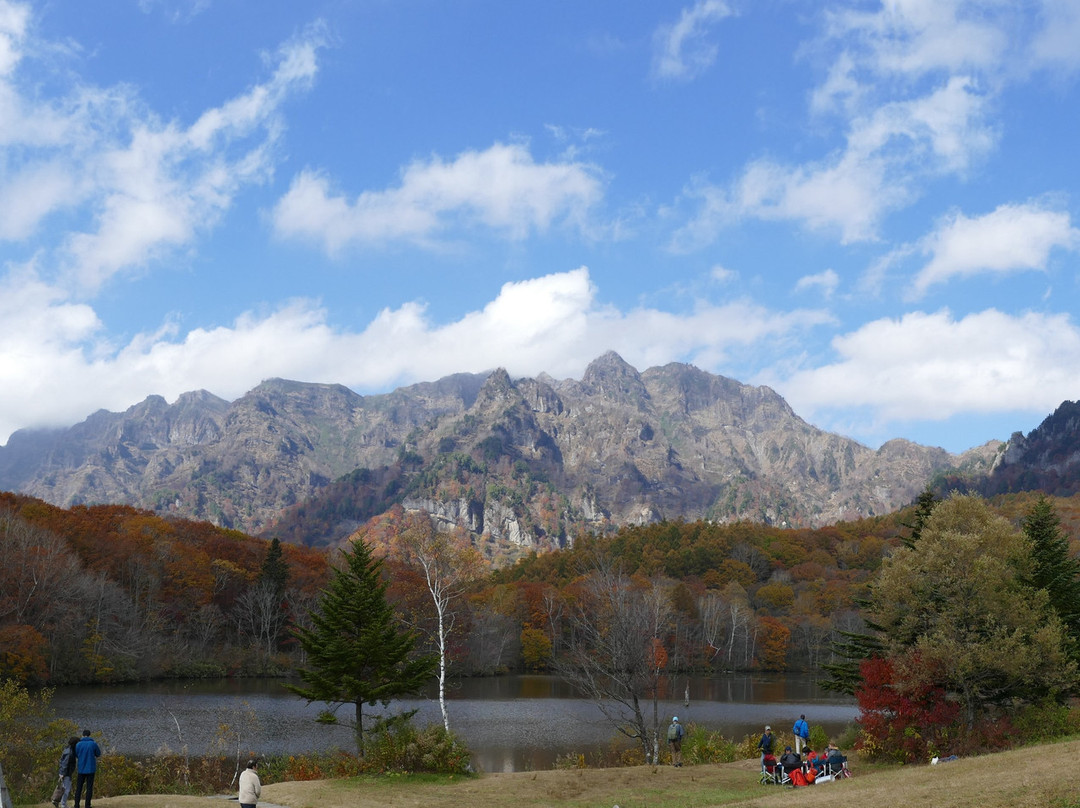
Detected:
[666,716,686,767]
[792,714,810,755]
[73,729,101,808]
[238,759,261,808]
[52,736,78,808]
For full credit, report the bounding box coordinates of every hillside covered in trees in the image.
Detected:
[3,488,1080,687]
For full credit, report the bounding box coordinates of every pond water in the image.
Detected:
[50,674,858,773]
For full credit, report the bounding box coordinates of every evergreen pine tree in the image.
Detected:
[260,537,290,601]
[1023,496,1080,666]
[822,487,937,693]
[287,540,436,753]
[898,485,938,549]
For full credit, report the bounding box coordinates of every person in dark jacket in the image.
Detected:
[54,736,78,808]
[73,729,102,808]
[756,725,774,761]
[779,745,802,775]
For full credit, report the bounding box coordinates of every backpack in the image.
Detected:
[667,722,680,741]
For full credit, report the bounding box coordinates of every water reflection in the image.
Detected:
[50,674,857,773]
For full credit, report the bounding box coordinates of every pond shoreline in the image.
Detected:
[50,672,857,772]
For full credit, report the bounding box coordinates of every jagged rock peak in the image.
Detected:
[173,389,228,408]
[581,351,648,401]
[997,400,1080,470]
[129,395,169,413]
[474,368,518,407]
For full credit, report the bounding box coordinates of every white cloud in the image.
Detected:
[794,269,839,298]
[137,0,211,23]
[911,203,1080,297]
[849,75,994,175]
[64,30,324,290]
[1031,0,1080,71]
[711,264,737,283]
[823,0,1010,79]
[675,1,1022,248]
[773,308,1080,428]
[676,72,993,247]
[0,7,325,290]
[652,0,734,81]
[0,267,831,444]
[271,142,604,253]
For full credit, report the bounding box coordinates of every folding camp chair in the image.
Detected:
[820,756,852,780]
[759,755,782,785]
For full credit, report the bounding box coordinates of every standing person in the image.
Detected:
[238,759,261,808]
[52,736,78,808]
[73,729,101,808]
[666,716,686,767]
[792,714,810,755]
[756,725,774,762]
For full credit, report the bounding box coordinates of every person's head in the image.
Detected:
[805,747,813,754]
[68,736,79,748]
[246,759,257,770]
[784,746,792,752]
[672,716,679,723]
[81,729,91,737]
[765,725,771,733]
[800,714,805,720]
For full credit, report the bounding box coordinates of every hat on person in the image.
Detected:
[672,716,679,722]
[765,725,771,731]
[784,746,792,752]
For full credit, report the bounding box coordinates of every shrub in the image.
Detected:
[808,724,830,752]
[1011,701,1080,744]
[855,656,960,763]
[364,722,472,774]
[680,724,741,765]
[0,681,78,804]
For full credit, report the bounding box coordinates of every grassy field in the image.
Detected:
[37,740,1080,808]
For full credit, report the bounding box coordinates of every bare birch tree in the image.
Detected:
[392,514,482,733]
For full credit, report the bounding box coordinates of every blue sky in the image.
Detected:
[2,0,1079,454]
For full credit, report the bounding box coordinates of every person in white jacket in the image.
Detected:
[238,759,261,808]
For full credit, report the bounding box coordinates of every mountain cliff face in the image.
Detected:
[0,353,998,557]
[984,401,1080,496]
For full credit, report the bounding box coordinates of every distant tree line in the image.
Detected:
[4,487,1080,710]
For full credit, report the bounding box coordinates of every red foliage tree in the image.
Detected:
[855,655,961,763]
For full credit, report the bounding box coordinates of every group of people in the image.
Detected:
[49,730,99,808]
[756,718,849,786]
[51,730,262,808]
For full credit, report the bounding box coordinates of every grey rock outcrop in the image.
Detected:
[0,353,999,558]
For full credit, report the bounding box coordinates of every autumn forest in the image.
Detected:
[4,486,1077,690]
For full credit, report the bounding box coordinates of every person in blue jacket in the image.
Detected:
[73,729,102,808]
[792,714,810,755]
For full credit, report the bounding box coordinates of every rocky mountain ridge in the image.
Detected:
[0,352,1005,558]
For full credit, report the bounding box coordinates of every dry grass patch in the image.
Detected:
[60,739,1080,808]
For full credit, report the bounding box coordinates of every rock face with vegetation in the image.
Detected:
[985,401,1080,496]
[0,352,999,553]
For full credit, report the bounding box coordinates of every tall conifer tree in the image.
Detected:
[822,487,938,694]
[1023,496,1080,666]
[288,540,436,753]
